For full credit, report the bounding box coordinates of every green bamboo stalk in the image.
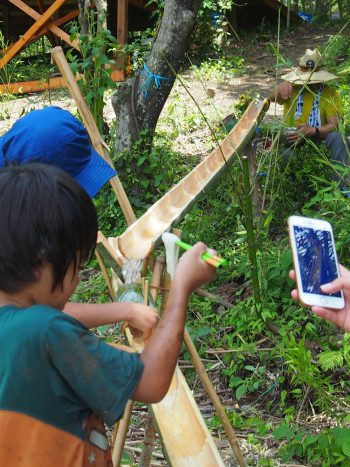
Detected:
[241,149,261,304]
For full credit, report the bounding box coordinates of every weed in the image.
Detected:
[273,424,350,466]
[68,12,119,135]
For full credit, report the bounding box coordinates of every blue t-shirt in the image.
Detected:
[0,304,144,438]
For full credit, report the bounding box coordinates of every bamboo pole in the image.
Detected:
[183,328,246,467]
[94,248,114,298]
[112,399,134,467]
[51,46,137,226]
[148,257,165,303]
[140,279,156,467]
[152,281,225,465]
[112,259,164,466]
[242,147,261,304]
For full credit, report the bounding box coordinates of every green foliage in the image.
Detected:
[273,424,350,466]
[260,140,340,236]
[323,33,350,78]
[190,55,244,81]
[190,1,235,61]
[123,28,155,72]
[230,365,267,401]
[0,32,54,88]
[278,334,333,409]
[114,130,198,214]
[68,13,119,134]
[318,333,350,371]
[71,267,109,304]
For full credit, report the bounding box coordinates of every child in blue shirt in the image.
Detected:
[0,163,216,466]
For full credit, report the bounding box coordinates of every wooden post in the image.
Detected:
[51,46,137,225]
[111,0,128,81]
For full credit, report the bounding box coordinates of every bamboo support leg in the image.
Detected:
[51,46,136,226]
[95,249,114,298]
[140,279,156,467]
[112,259,164,466]
[112,399,134,467]
[183,328,246,467]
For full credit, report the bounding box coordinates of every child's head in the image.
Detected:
[0,107,117,198]
[0,163,98,294]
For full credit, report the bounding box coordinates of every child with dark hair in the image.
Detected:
[0,106,158,337]
[0,163,216,466]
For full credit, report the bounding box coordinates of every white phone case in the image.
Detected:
[288,216,344,309]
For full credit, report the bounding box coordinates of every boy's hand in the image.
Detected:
[126,304,159,340]
[289,266,350,332]
[173,242,217,296]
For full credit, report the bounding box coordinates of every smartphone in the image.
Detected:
[288,216,344,309]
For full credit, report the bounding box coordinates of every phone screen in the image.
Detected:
[293,225,341,297]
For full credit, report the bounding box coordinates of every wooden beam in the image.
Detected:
[117,0,128,45]
[0,0,74,69]
[6,0,79,49]
[52,46,136,225]
[36,0,57,47]
[30,8,80,43]
[0,76,66,94]
[111,0,128,82]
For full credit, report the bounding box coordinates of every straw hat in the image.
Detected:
[281,48,338,85]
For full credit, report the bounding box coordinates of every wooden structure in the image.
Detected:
[0,0,154,93]
[228,0,300,30]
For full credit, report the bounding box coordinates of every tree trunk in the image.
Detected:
[111,0,201,155]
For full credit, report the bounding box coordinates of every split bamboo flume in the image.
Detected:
[113,99,270,261]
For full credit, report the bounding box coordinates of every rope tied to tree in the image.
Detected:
[139,63,173,98]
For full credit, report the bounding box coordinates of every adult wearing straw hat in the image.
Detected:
[270,48,349,190]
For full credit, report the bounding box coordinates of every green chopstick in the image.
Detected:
[175,240,227,268]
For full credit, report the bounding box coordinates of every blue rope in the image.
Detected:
[139,63,172,98]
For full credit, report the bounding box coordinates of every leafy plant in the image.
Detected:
[68,13,120,135]
[273,424,350,466]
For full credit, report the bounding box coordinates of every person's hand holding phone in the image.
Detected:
[289,265,350,332]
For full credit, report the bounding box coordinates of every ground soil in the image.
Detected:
[0,21,342,467]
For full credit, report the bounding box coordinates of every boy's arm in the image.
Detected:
[132,243,216,403]
[63,302,158,339]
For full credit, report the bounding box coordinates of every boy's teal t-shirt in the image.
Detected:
[0,304,144,439]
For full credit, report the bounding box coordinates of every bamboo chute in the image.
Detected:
[96,240,226,466]
[113,98,270,260]
[94,99,270,466]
